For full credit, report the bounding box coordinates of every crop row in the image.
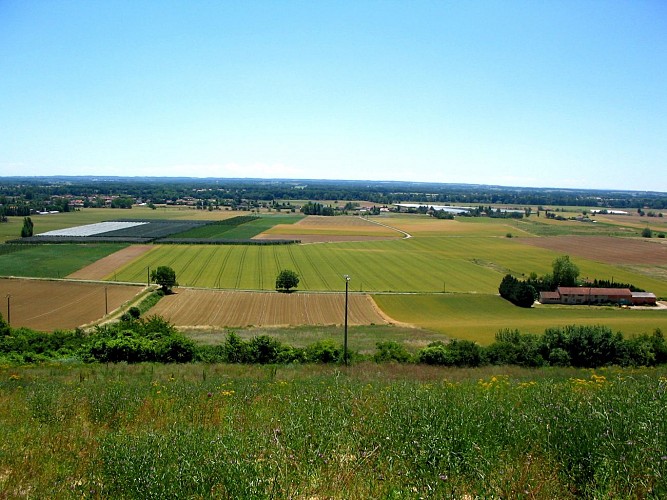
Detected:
[109,236,667,296]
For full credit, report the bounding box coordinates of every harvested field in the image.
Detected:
[0,278,144,331]
[67,245,155,280]
[148,288,389,327]
[254,233,395,243]
[517,236,667,265]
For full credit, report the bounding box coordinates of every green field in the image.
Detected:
[0,243,127,278]
[1,363,665,497]
[109,235,667,296]
[373,293,667,344]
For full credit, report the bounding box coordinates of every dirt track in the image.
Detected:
[67,245,154,280]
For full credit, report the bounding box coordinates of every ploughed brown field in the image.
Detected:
[0,278,144,331]
[148,288,390,328]
[517,236,667,265]
[67,245,154,280]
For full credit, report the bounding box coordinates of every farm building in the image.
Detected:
[630,292,658,305]
[539,287,655,306]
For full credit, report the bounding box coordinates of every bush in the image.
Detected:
[83,315,194,363]
[306,339,341,363]
[374,341,412,363]
[486,329,546,367]
[417,340,483,367]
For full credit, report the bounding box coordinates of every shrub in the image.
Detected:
[487,329,546,367]
[306,339,341,363]
[374,341,412,363]
[417,340,483,367]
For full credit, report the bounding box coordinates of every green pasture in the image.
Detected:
[0,243,127,278]
[374,293,667,345]
[110,238,507,292]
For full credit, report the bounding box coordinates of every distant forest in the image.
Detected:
[1,176,666,216]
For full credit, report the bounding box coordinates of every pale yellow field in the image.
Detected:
[368,214,531,237]
[258,215,401,241]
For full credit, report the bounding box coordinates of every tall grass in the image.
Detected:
[1,363,665,497]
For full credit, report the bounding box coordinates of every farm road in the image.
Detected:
[360,216,412,239]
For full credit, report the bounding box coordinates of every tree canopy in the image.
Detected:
[551,255,579,287]
[275,269,299,293]
[150,266,178,293]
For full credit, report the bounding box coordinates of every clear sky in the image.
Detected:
[1,1,666,191]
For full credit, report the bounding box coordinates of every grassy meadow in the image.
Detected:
[0,243,127,279]
[374,294,667,345]
[1,362,665,498]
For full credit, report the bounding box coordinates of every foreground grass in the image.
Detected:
[1,363,665,498]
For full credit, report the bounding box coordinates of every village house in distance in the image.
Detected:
[539,287,657,306]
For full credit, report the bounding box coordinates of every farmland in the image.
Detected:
[0,278,144,331]
[108,231,667,297]
[0,243,128,279]
[148,289,387,328]
[1,210,666,338]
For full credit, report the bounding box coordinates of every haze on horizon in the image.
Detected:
[1,1,666,192]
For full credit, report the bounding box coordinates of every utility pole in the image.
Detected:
[6,294,10,326]
[105,287,108,315]
[343,275,350,366]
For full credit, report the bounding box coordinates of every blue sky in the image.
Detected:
[1,1,666,191]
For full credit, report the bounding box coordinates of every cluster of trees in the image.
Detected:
[300,201,335,216]
[499,275,537,307]
[500,255,581,306]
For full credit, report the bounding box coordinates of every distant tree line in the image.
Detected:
[2,177,666,213]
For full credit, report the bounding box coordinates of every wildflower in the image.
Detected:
[207,392,212,398]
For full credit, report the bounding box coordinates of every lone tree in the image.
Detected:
[551,255,579,288]
[275,269,299,293]
[20,216,33,237]
[151,266,178,293]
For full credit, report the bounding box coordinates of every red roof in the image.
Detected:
[557,287,632,297]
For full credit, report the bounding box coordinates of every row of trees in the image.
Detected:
[2,310,665,369]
